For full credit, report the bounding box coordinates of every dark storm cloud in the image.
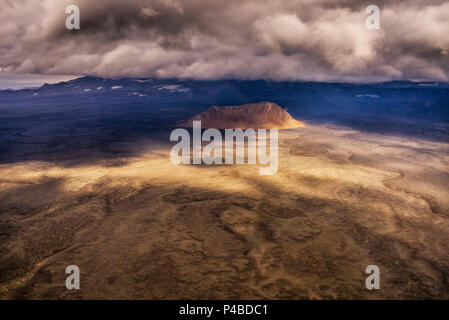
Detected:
[1,0,448,82]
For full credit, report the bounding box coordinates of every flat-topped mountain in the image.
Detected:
[179,102,305,129]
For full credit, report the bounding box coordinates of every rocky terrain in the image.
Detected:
[179,102,305,129]
[1,124,449,299]
[1,77,449,299]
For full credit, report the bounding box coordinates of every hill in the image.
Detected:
[179,102,305,129]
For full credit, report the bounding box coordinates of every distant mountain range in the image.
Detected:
[1,76,448,141]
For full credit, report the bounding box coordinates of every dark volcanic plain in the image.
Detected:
[1,78,449,299]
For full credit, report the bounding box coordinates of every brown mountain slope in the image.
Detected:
[179,102,305,129]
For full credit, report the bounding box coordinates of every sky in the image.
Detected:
[1,0,449,89]
[0,74,76,90]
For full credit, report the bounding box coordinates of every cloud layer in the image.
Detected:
[1,0,449,82]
